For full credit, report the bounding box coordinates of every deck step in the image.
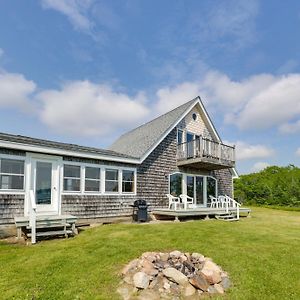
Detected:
[28,230,73,237]
[215,214,238,221]
[26,223,70,229]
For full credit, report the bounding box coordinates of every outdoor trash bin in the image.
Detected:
[131,199,149,222]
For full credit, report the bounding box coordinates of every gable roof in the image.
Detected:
[110,97,201,159]
[0,132,139,164]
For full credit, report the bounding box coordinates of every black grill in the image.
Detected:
[131,200,149,222]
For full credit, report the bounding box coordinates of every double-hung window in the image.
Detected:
[63,164,81,192]
[85,167,101,192]
[105,169,119,192]
[0,158,25,190]
[122,170,135,193]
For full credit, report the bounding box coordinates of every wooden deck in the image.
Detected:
[151,207,251,220]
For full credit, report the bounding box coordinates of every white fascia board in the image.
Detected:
[0,140,140,165]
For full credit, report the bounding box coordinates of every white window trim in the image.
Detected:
[61,161,137,196]
[0,154,26,194]
[62,164,81,193]
[121,169,136,194]
[105,168,120,194]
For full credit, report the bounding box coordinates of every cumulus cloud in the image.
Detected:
[41,0,94,31]
[37,80,150,136]
[0,72,36,110]
[252,161,270,172]
[233,141,274,160]
[279,120,300,134]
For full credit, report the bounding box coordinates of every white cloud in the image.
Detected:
[251,161,270,172]
[41,0,93,31]
[296,148,300,157]
[279,120,300,134]
[233,141,274,161]
[37,80,150,137]
[0,72,36,110]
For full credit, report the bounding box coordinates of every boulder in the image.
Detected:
[202,260,222,273]
[170,250,182,258]
[189,274,209,291]
[214,283,224,294]
[141,259,158,276]
[121,258,139,275]
[221,277,231,290]
[191,252,205,262]
[183,283,196,297]
[133,272,150,289]
[162,267,188,286]
[200,268,222,285]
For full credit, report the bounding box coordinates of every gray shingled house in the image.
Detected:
[0,97,242,240]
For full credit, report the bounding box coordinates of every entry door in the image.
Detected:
[32,158,60,215]
[186,175,205,206]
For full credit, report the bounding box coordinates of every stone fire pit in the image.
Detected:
[118,251,231,299]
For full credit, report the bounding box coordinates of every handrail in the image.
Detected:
[29,190,36,244]
[177,136,235,164]
[225,195,241,220]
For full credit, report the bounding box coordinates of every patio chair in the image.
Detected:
[209,195,219,208]
[218,195,227,208]
[166,194,181,210]
[179,194,194,210]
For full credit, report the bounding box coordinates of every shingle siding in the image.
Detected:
[0,194,24,224]
[213,169,233,197]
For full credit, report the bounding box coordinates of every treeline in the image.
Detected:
[234,165,300,207]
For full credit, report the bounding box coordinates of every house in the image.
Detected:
[0,96,243,239]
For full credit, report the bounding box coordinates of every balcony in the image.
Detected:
[177,137,235,170]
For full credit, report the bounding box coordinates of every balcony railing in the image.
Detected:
[177,137,235,167]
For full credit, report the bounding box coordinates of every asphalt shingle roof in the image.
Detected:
[110,97,199,158]
[0,132,136,160]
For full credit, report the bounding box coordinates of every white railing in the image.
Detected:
[177,137,235,165]
[29,190,37,244]
[224,195,241,220]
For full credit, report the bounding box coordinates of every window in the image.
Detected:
[169,173,182,196]
[177,129,183,145]
[192,113,197,121]
[122,170,134,193]
[85,166,101,192]
[63,164,81,192]
[0,158,24,190]
[105,169,119,192]
[207,177,217,200]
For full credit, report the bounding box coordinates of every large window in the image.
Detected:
[63,164,81,192]
[122,170,134,193]
[169,173,182,196]
[177,129,183,145]
[105,169,119,192]
[85,167,101,192]
[207,176,217,200]
[0,158,24,190]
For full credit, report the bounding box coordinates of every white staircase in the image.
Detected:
[215,195,241,222]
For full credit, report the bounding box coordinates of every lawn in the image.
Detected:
[0,207,299,300]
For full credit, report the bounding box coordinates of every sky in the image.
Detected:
[0,0,300,174]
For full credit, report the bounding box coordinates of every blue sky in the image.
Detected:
[0,0,300,174]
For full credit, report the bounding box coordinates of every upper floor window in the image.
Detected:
[177,129,183,145]
[0,158,24,190]
[105,169,119,192]
[122,170,135,193]
[63,164,81,192]
[85,167,101,192]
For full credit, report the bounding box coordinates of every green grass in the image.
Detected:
[1,207,300,300]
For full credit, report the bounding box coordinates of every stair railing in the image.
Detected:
[225,195,241,220]
[29,190,37,244]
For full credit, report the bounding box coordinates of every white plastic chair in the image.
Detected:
[166,194,181,210]
[209,195,219,208]
[218,195,227,208]
[179,194,194,210]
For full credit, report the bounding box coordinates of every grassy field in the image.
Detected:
[0,207,299,300]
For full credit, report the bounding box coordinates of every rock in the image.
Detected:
[189,274,209,291]
[142,252,157,263]
[121,259,139,275]
[170,250,182,258]
[221,277,231,290]
[162,267,188,286]
[202,260,222,273]
[163,282,170,290]
[117,285,133,300]
[137,290,161,300]
[160,253,169,262]
[133,272,150,289]
[141,259,159,276]
[200,268,222,285]
[191,253,205,262]
[214,283,224,294]
[183,283,196,297]
[207,285,218,294]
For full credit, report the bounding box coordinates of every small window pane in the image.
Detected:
[106,169,118,180]
[177,130,183,145]
[85,167,100,179]
[64,165,80,178]
[1,159,24,174]
[0,175,24,190]
[63,178,80,191]
[105,180,119,192]
[122,170,134,181]
[85,179,100,192]
[122,181,134,193]
[170,173,182,196]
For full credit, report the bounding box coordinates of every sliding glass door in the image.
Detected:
[186,175,205,206]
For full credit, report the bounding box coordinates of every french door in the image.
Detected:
[186,175,205,206]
